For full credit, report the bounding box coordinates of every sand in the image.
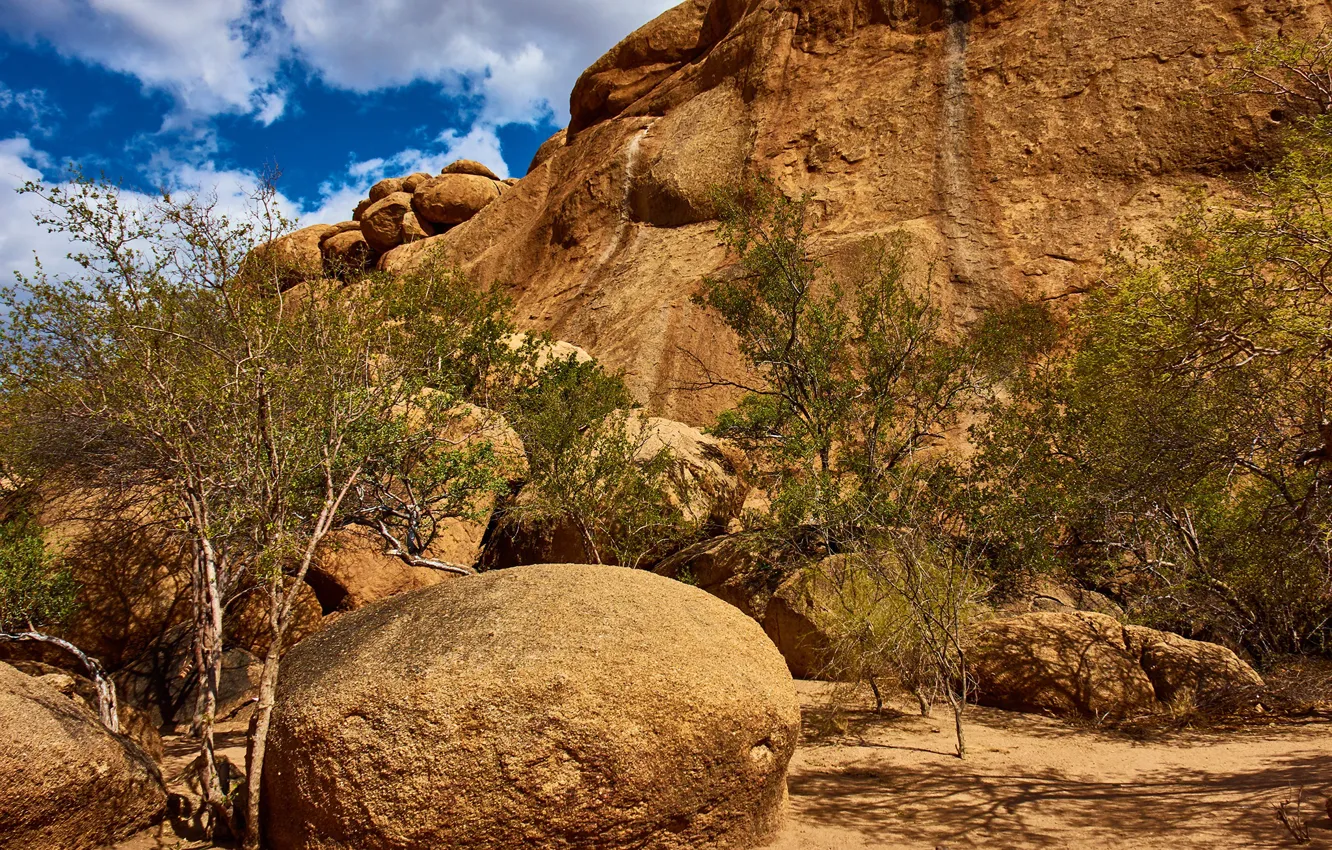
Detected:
[768,681,1332,850]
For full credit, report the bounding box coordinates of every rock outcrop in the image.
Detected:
[370,0,1330,425]
[969,611,1264,718]
[0,661,166,849]
[263,564,800,850]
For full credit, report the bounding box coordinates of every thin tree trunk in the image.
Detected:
[868,675,884,713]
[192,544,230,837]
[914,686,933,718]
[243,634,283,850]
[946,686,966,759]
[0,631,119,731]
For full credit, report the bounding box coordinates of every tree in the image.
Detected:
[498,355,700,569]
[0,509,120,730]
[0,175,517,845]
[972,34,1332,661]
[692,179,1038,756]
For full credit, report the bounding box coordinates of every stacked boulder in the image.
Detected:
[264,160,517,289]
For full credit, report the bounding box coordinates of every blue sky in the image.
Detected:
[0,0,677,276]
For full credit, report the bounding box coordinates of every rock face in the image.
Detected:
[263,564,800,850]
[0,661,166,849]
[969,611,1264,718]
[381,0,1331,425]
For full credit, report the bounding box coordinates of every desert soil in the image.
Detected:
[116,682,1332,849]
[768,681,1332,850]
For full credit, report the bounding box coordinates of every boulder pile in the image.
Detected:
[263,564,800,850]
[969,611,1265,718]
[263,159,519,288]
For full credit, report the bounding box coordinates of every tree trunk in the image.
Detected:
[946,687,966,759]
[192,546,230,837]
[244,623,284,850]
[868,675,884,713]
[0,631,119,731]
[914,686,933,718]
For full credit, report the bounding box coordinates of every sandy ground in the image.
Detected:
[768,681,1332,850]
[117,683,1332,849]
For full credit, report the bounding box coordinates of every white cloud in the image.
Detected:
[0,85,61,136]
[1,0,680,129]
[280,0,680,125]
[3,0,289,125]
[0,137,76,282]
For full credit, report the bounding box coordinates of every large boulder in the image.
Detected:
[442,159,501,180]
[321,228,371,276]
[762,567,835,680]
[386,0,1330,427]
[620,410,747,529]
[0,487,192,673]
[969,611,1264,718]
[412,173,501,227]
[263,564,800,850]
[654,533,787,620]
[304,527,450,612]
[360,191,416,255]
[1125,625,1265,712]
[8,661,164,763]
[251,224,338,291]
[0,661,166,849]
[367,177,405,203]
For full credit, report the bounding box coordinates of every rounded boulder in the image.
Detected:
[263,564,800,850]
[360,191,415,254]
[412,173,500,226]
[0,661,166,849]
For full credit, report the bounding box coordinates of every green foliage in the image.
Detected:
[973,110,1332,660]
[696,178,1045,548]
[500,357,699,568]
[0,514,76,634]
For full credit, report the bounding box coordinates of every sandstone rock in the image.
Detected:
[970,612,1154,718]
[441,158,501,180]
[322,220,361,239]
[401,171,433,192]
[390,0,1331,427]
[412,173,501,226]
[503,331,594,370]
[360,191,415,255]
[402,210,435,242]
[568,0,715,135]
[226,578,325,658]
[305,527,450,612]
[1125,626,1264,712]
[0,487,192,673]
[619,409,746,528]
[654,533,787,620]
[263,564,799,850]
[528,128,567,172]
[0,661,166,849]
[352,198,373,222]
[762,567,835,680]
[321,228,372,276]
[368,177,405,203]
[252,224,337,291]
[11,661,165,763]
